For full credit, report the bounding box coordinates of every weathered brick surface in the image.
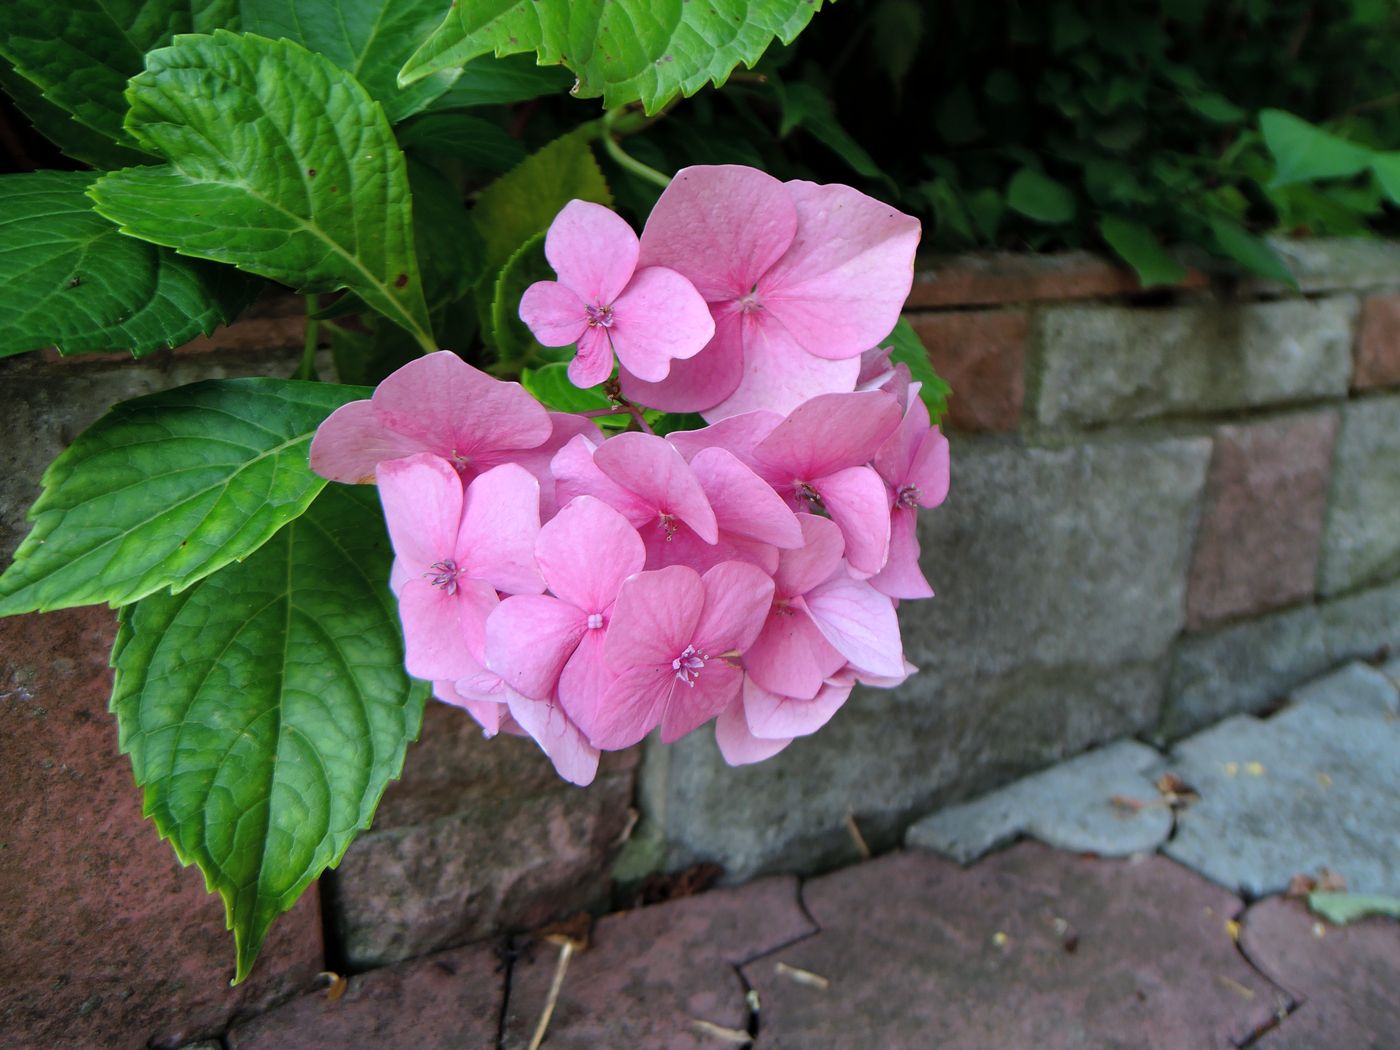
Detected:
[1033,298,1356,429]
[0,608,323,1050]
[1185,412,1337,628]
[905,309,1026,432]
[1318,394,1400,596]
[1354,292,1400,390]
[907,251,1207,308]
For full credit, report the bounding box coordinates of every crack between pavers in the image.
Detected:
[725,876,830,1047]
[1228,914,1301,1049]
[494,936,518,1050]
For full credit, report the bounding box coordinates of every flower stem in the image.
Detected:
[297,299,320,381]
[600,107,671,190]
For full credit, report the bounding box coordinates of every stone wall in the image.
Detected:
[3,245,1400,1045]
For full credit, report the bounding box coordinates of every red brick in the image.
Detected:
[1353,292,1400,390]
[906,310,1026,432]
[1186,412,1338,629]
[0,608,323,1050]
[907,251,1207,309]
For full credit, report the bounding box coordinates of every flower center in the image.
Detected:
[585,303,615,329]
[587,612,604,630]
[796,481,824,510]
[737,284,763,314]
[897,484,921,509]
[671,644,707,686]
[657,512,679,541]
[425,559,461,596]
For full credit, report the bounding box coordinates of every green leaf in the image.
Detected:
[89,32,434,352]
[328,315,420,387]
[1260,109,1374,187]
[1006,168,1076,224]
[399,0,827,114]
[111,483,427,983]
[425,53,574,109]
[522,362,626,422]
[0,379,366,615]
[650,411,706,436]
[398,113,528,173]
[0,171,259,357]
[776,80,894,190]
[1186,92,1246,124]
[241,0,458,123]
[1370,152,1400,204]
[1099,216,1187,288]
[881,318,950,425]
[473,129,612,273]
[0,0,237,150]
[487,232,552,365]
[1207,216,1296,286]
[1307,893,1400,925]
[0,61,148,169]
[407,160,481,310]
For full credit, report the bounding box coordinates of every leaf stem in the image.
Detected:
[298,299,320,381]
[600,108,672,190]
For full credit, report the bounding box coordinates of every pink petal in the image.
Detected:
[694,560,775,655]
[457,463,545,594]
[803,573,905,679]
[641,520,735,574]
[376,452,464,571]
[519,280,588,347]
[909,428,951,508]
[371,351,552,467]
[603,564,704,670]
[590,664,675,749]
[567,326,615,389]
[744,604,845,700]
[690,447,803,548]
[555,628,617,736]
[758,180,921,361]
[660,658,742,743]
[666,410,783,469]
[594,432,718,544]
[754,390,902,481]
[716,696,792,765]
[397,576,498,682]
[485,594,588,700]
[873,392,932,487]
[619,307,744,413]
[811,466,893,576]
[478,412,604,520]
[638,164,797,302]
[536,496,646,612]
[310,400,429,484]
[551,434,655,527]
[743,674,853,740]
[506,689,600,786]
[545,199,640,305]
[609,266,715,382]
[774,515,845,599]
[433,680,507,737]
[868,506,933,600]
[702,315,862,421]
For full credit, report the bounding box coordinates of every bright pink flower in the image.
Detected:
[377,454,543,681]
[869,388,950,599]
[586,562,774,749]
[519,199,714,388]
[742,674,856,740]
[311,351,552,485]
[621,166,920,419]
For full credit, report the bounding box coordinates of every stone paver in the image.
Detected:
[226,941,503,1050]
[1165,664,1400,898]
[906,740,1171,863]
[500,878,814,1048]
[1318,394,1400,596]
[905,310,1026,432]
[1241,897,1400,1049]
[745,843,1286,1049]
[1354,292,1400,390]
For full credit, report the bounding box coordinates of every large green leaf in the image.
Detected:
[1206,216,1296,286]
[397,113,528,173]
[776,79,894,190]
[426,53,574,109]
[1006,167,1076,224]
[0,0,237,149]
[1099,215,1186,288]
[240,0,458,122]
[399,0,828,114]
[0,379,366,615]
[486,232,551,365]
[0,171,258,357]
[111,483,427,983]
[0,62,148,169]
[881,317,950,425]
[1260,109,1374,187]
[1370,152,1400,204]
[89,32,435,351]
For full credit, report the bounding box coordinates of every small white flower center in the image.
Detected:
[671,644,707,686]
[587,612,604,630]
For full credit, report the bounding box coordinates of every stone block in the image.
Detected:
[330,702,635,968]
[905,310,1026,432]
[906,740,1171,863]
[1318,394,1400,596]
[1353,292,1400,390]
[0,608,323,1050]
[1250,237,1400,295]
[1186,412,1337,628]
[642,435,1210,879]
[1319,578,1400,663]
[1033,298,1356,429]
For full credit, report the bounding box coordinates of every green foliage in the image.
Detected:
[1098,217,1185,289]
[112,483,427,983]
[1307,893,1400,925]
[881,318,950,425]
[400,0,828,113]
[89,32,434,350]
[0,171,257,356]
[1261,109,1374,187]
[0,379,365,615]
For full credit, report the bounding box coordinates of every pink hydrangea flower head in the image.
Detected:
[504,687,601,786]
[622,166,921,419]
[715,695,792,766]
[518,200,715,388]
[869,387,951,599]
[310,351,553,484]
[587,561,774,750]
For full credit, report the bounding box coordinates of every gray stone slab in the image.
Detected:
[1319,577,1400,664]
[1319,394,1400,595]
[1164,666,1400,897]
[906,740,1171,862]
[643,434,1210,879]
[1033,298,1356,429]
[1251,236,1400,294]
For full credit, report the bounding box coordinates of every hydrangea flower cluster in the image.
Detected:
[310,165,946,786]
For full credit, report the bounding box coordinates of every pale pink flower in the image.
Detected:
[504,688,601,786]
[311,351,552,484]
[869,387,950,599]
[621,165,920,419]
[714,670,858,766]
[519,199,714,388]
[715,695,792,765]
